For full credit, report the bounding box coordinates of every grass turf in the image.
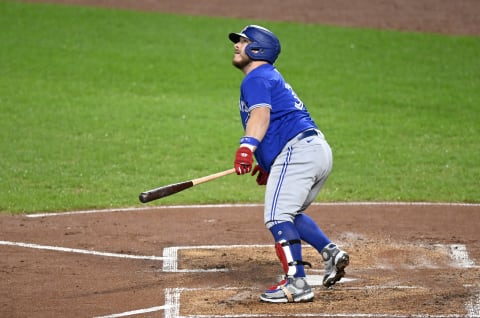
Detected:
[1,1,479,213]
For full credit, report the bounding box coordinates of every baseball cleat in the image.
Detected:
[321,243,350,288]
[260,277,314,303]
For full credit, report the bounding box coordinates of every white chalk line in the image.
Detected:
[172,314,470,318]
[26,204,264,218]
[26,201,480,218]
[466,289,480,317]
[184,313,469,317]
[448,244,477,268]
[0,240,166,261]
[93,305,171,318]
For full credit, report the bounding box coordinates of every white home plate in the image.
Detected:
[306,274,356,286]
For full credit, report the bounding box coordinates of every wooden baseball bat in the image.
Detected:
[139,168,236,203]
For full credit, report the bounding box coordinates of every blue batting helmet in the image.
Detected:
[229,25,281,64]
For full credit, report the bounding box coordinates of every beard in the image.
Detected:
[232,55,251,70]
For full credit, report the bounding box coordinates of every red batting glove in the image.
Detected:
[251,164,269,185]
[234,146,253,175]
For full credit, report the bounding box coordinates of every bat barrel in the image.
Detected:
[139,192,150,203]
[138,168,235,203]
[138,180,194,203]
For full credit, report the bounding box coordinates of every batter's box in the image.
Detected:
[162,242,477,273]
[165,284,479,317]
[163,242,479,317]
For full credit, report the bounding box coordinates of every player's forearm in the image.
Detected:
[241,107,270,151]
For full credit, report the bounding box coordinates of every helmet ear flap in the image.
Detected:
[245,42,264,60]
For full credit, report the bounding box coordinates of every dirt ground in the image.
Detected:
[1,204,479,317]
[24,0,480,36]
[3,1,480,317]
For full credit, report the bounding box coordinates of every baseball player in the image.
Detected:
[230,25,350,303]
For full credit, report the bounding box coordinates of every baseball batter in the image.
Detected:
[230,25,350,303]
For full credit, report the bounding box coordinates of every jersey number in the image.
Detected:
[285,83,304,110]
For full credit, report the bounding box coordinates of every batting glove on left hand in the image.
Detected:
[251,164,269,185]
[234,146,253,175]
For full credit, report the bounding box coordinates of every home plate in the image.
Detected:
[306,275,356,286]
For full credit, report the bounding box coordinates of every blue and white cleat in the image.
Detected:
[321,243,350,288]
[260,276,314,303]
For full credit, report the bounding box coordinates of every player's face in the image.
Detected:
[232,37,251,70]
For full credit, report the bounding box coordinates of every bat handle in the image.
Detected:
[192,168,236,185]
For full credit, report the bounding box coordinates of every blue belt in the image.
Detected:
[296,129,318,141]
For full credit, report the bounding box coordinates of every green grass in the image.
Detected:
[1,1,479,213]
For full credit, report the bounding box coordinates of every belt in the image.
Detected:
[296,129,318,141]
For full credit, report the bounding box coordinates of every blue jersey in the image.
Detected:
[239,64,318,172]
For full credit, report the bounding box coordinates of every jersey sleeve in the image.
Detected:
[241,76,273,111]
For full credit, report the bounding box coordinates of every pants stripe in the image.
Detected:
[269,146,293,224]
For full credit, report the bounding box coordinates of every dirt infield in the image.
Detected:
[1,203,479,317]
[3,1,480,317]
